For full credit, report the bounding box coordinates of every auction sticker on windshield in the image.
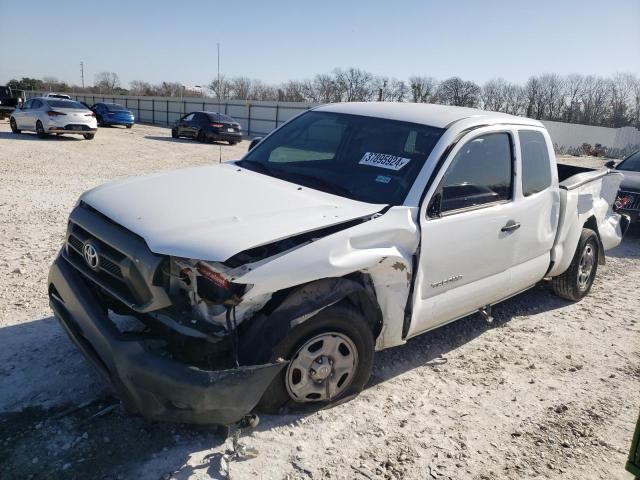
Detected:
[359,152,411,171]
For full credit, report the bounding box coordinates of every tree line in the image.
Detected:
[7,69,640,129]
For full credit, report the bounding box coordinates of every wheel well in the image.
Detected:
[238,275,383,365]
[583,215,606,265]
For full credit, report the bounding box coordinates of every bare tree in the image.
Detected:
[503,84,526,116]
[408,76,437,103]
[311,74,341,103]
[229,77,252,100]
[608,73,634,127]
[250,80,278,101]
[564,74,584,123]
[481,78,509,112]
[278,81,307,102]
[630,75,640,129]
[581,76,609,125]
[209,75,232,100]
[334,68,373,102]
[129,80,153,96]
[94,72,121,93]
[539,74,565,121]
[435,77,480,107]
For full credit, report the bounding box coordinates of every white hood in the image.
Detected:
[81,163,385,261]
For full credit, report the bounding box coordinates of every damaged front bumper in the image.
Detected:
[48,255,286,425]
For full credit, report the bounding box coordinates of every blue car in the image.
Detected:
[90,102,135,128]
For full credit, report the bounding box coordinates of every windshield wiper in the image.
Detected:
[285,172,355,198]
[237,159,277,177]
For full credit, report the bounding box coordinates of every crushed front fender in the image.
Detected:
[48,255,286,425]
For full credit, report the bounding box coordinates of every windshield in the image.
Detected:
[617,151,640,172]
[239,111,443,205]
[105,103,127,111]
[47,100,87,109]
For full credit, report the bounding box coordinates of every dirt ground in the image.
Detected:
[0,121,638,480]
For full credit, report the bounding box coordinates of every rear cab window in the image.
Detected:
[519,130,552,196]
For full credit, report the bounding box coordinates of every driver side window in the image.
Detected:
[438,132,513,214]
[183,113,195,122]
[23,100,33,110]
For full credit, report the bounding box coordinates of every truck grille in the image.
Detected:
[67,227,124,278]
[62,203,172,312]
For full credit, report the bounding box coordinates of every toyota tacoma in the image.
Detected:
[48,103,629,425]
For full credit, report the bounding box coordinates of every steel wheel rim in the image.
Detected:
[285,332,359,403]
[577,243,595,290]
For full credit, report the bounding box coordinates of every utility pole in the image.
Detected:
[217,43,220,101]
[80,62,85,89]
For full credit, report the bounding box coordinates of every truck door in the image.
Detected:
[506,129,559,291]
[407,128,520,337]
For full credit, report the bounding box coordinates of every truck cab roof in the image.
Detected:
[315,102,544,130]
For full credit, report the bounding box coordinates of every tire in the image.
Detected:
[83,133,95,140]
[126,124,133,129]
[171,128,179,138]
[552,228,599,301]
[36,121,48,138]
[258,304,374,413]
[229,140,239,145]
[196,130,206,143]
[96,116,103,126]
[10,117,20,134]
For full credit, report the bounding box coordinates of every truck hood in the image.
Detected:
[81,163,385,261]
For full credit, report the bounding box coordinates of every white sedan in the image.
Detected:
[10,97,98,140]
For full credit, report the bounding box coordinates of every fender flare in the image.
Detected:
[238,277,382,365]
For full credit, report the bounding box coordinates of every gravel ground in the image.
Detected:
[0,120,638,480]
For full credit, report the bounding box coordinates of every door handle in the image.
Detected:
[501,221,521,232]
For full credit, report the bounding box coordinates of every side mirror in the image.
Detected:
[248,137,263,151]
[604,160,616,169]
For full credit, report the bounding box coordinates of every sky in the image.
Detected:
[1,0,639,89]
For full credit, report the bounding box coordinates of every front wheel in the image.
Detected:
[36,120,48,138]
[126,124,133,129]
[196,129,206,143]
[10,117,20,134]
[171,128,179,138]
[83,133,95,140]
[258,304,374,413]
[552,228,599,301]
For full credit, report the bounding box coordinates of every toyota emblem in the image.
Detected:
[82,242,100,270]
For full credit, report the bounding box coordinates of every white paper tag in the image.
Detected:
[359,152,411,171]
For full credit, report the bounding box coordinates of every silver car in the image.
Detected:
[10,97,98,140]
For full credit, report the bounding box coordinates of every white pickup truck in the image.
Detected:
[48,103,629,425]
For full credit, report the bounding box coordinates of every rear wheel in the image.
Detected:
[229,140,239,145]
[126,124,132,129]
[83,133,95,140]
[36,121,48,138]
[196,130,206,143]
[258,304,374,413]
[10,117,20,134]
[552,228,599,301]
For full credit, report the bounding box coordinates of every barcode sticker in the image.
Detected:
[359,152,411,171]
